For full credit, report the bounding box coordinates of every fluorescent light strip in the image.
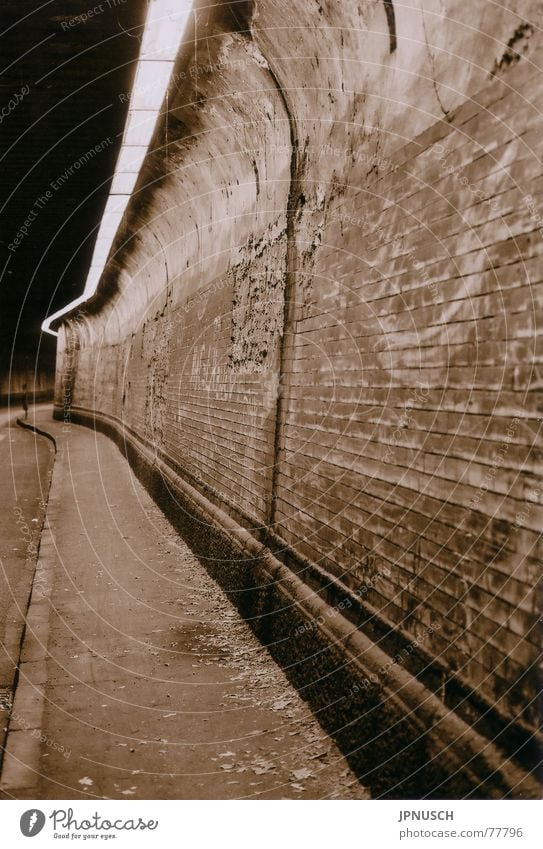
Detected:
[42,0,192,336]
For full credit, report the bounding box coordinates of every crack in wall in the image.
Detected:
[383,0,397,54]
[421,6,450,120]
[255,34,302,530]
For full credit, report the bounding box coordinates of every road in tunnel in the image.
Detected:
[0,406,55,768]
[1,0,542,809]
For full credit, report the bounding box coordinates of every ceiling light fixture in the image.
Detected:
[42,0,192,336]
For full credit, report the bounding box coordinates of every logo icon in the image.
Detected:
[20,810,46,837]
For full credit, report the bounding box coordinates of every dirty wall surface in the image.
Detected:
[54,0,543,750]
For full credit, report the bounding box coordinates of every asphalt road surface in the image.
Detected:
[0,405,55,759]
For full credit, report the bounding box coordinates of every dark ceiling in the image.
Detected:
[0,0,148,379]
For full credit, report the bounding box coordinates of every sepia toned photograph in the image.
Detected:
[0,0,541,833]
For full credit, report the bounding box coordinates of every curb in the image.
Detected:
[16,418,57,452]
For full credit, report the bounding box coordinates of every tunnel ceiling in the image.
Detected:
[0,0,148,371]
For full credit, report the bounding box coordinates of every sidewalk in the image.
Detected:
[0,410,368,800]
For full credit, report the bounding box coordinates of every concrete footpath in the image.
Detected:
[0,410,368,800]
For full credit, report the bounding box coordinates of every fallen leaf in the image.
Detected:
[272,698,292,710]
[291,768,313,781]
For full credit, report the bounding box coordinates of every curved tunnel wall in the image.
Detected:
[54,0,542,752]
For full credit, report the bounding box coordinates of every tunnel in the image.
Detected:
[1,0,541,803]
